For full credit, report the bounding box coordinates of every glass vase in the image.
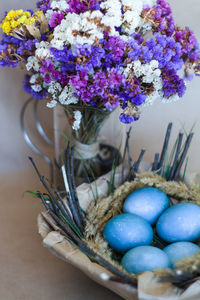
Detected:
[54,104,122,186]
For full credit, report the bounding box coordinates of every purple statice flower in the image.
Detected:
[57,71,69,86]
[0,34,37,67]
[0,33,21,46]
[0,34,21,67]
[107,68,125,89]
[71,70,89,99]
[104,36,125,63]
[67,0,101,13]
[73,44,105,72]
[174,27,200,62]
[104,94,121,111]
[66,0,101,12]
[49,11,64,28]
[50,47,76,73]
[118,78,145,108]
[131,93,147,106]
[131,33,144,45]
[141,33,184,71]
[0,55,18,68]
[36,0,50,12]
[119,113,136,124]
[71,68,124,108]
[41,35,48,41]
[152,0,175,36]
[40,58,69,85]
[162,69,186,98]
[23,75,47,99]
[17,39,38,56]
[40,58,54,75]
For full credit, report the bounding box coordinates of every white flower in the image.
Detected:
[45,9,53,21]
[120,35,130,42]
[153,77,163,90]
[100,0,122,32]
[51,0,69,11]
[121,0,143,34]
[35,41,51,59]
[142,91,158,107]
[142,0,157,8]
[47,81,62,99]
[140,22,152,34]
[31,84,42,92]
[133,60,161,85]
[26,56,40,72]
[47,99,57,108]
[59,85,78,105]
[133,61,143,77]
[30,74,39,84]
[90,10,103,19]
[122,0,143,12]
[72,110,82,131]
[51,11,104,49]
[150,60,159,69]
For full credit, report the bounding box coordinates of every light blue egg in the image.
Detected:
[164,242,200,267]
[123,187,170,224]
[122,246,171,274]
[156,203,200,243]
[103,213,153,252]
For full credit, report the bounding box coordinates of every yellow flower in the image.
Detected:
[24,17,36,25]
[35,11,43,18]
[10,19,19,28]
[1,21,11,35]
[18,16,27,24]
[6,10,16,20]
[0,9,41,35]
[15,10,23,16]
[24,11,31,18]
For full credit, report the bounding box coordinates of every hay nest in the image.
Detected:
[84,172,200,277]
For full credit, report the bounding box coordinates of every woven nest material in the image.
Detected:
[84,172,200,276]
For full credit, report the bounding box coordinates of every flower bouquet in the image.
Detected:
[1,0,200,181]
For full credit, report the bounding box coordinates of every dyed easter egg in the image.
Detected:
[103,213,153,252]
[123,187,170,224]
[121,246,171,274]
[164,242,200,267]
[156,203,200,243]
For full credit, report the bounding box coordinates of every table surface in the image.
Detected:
[0,170,123,300]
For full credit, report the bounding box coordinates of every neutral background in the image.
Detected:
[0,0,200,299]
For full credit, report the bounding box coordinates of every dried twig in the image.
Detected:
[152,153,160,171]
[126,149,146,181]
[173,133,194,181]
[168,133,184,181]
[121,128,132,183]
[158,123,173,174]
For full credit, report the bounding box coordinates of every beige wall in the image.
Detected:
[0,0,54,176]
[0,0,200,175]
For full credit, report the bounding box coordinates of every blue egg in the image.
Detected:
[156,203,200,243]
[122,246,171,274]
[164,242,200,267]
[104,213,153,252]
[123,187,170,224]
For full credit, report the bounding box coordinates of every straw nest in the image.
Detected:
[84,172,200,277]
